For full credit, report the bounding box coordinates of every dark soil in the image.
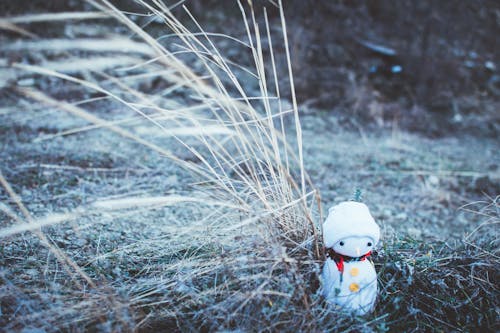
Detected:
[4,1,499,137]
[281,0,500,137]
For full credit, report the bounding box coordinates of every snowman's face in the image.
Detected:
[333,236,375,257]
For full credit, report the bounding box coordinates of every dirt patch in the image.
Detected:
[280,0,500,137]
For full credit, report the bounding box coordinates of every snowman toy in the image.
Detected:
[321,200,380,315]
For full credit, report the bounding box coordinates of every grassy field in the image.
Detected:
[0,1,498,332]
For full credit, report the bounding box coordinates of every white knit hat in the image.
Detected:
[323,201,380,248]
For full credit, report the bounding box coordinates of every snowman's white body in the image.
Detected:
[322,257,378,315]
[321,201,380,315]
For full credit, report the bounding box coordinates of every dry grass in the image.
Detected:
[0,1,498,332]
[2,0,321,331]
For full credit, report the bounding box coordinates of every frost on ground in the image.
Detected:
[0,1,499,332]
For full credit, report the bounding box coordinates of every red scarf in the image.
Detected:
[326,248,372,275]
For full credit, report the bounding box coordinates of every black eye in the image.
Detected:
[367,242,372,247]
[339,241,345,246]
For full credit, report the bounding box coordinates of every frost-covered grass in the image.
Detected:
[0,1,498,332]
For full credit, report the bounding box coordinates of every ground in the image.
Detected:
[0,1,499,332]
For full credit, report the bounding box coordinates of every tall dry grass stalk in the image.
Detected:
[2,0,325,330]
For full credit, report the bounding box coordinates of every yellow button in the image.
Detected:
[349,283,360,293]
[350,267,359,277]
